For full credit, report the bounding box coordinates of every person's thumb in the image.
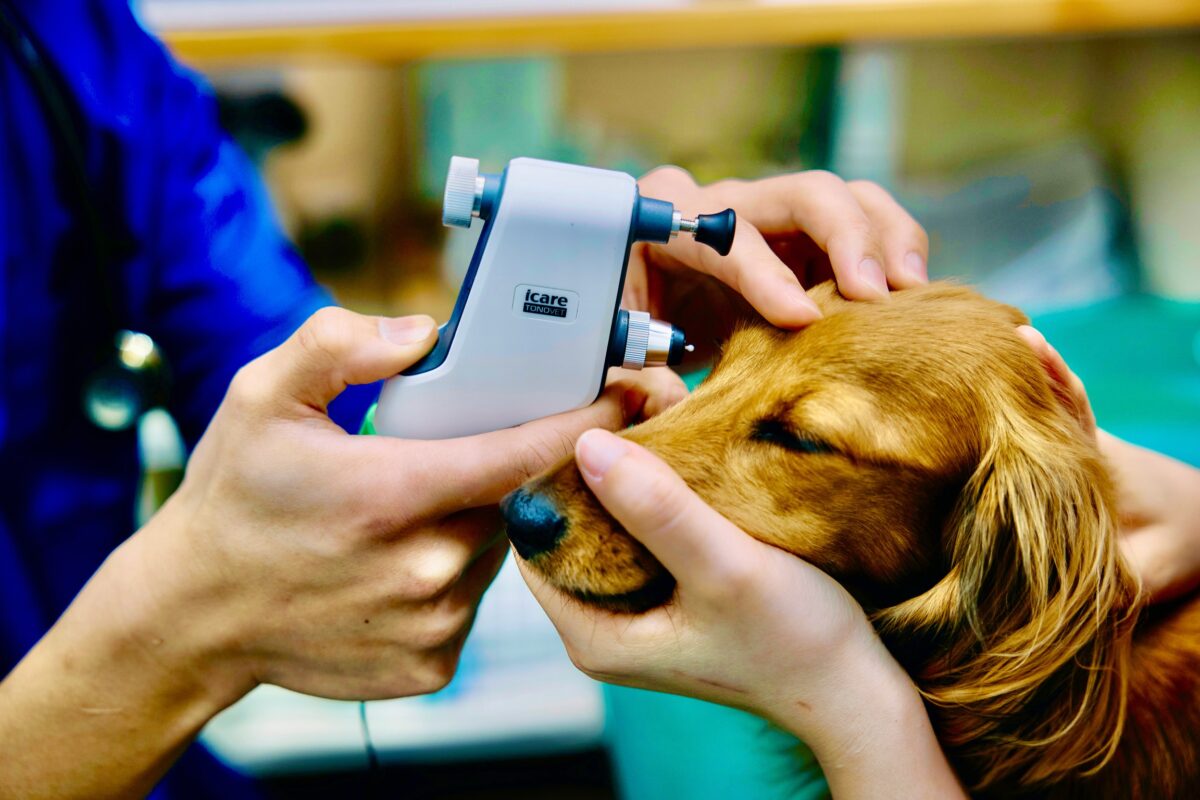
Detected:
[573,429,757,592]
[390,381,645,518]
[1121,526,1199,603]
[254,307,437,413]
[1015,325,1097,437]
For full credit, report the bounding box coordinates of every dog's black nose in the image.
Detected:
[501,488,566,559]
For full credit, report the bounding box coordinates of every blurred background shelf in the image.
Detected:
[144,0,1200,64]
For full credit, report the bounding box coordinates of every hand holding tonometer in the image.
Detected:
[373,156,737,439]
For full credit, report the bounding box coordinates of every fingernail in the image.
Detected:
[576,429,628,481]
[380,315,435,345]
[858,258,889,299]
[904,251,928,282]
[790,283,823,318]
[1016,325,1047,349]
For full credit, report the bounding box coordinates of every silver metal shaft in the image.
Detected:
[669,211,700,238]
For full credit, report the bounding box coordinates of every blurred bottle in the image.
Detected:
[830,45,907,186]
[136,408,185,526]
[1111,38,1200,300]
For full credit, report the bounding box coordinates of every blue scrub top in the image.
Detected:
[0,1,376,796]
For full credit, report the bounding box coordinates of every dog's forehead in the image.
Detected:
[727,285,1023,379]
[703,285,1030,460]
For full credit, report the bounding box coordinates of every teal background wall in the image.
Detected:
[1033,296,1200,468]
[605,687,828,800]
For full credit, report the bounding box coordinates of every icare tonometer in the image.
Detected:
[374,156,737,439]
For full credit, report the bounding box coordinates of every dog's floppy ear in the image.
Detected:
[877,405,1138,792]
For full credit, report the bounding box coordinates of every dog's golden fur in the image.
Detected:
[512,282,1200,797]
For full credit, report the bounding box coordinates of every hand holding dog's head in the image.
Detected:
[514,426,893,756]
[507,281,1138,794]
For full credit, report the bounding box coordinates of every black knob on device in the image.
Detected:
[695,208,737,256]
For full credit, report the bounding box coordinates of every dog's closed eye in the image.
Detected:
[751,418,833,455]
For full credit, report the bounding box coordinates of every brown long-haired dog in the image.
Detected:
[501,282,1200,798]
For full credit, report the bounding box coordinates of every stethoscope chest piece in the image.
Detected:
[2,5,173,432]
[82,330,169,431]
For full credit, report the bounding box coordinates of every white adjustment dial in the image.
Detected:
[622,310,651,370]
[442,155,481,229]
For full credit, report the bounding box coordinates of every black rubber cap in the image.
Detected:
[695,208,737,256]
[605,309,630,368]
[667,327,688,366]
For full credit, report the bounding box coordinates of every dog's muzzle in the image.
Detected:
[501,487,566,559]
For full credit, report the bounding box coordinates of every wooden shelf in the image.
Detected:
[155,1,1200,65]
